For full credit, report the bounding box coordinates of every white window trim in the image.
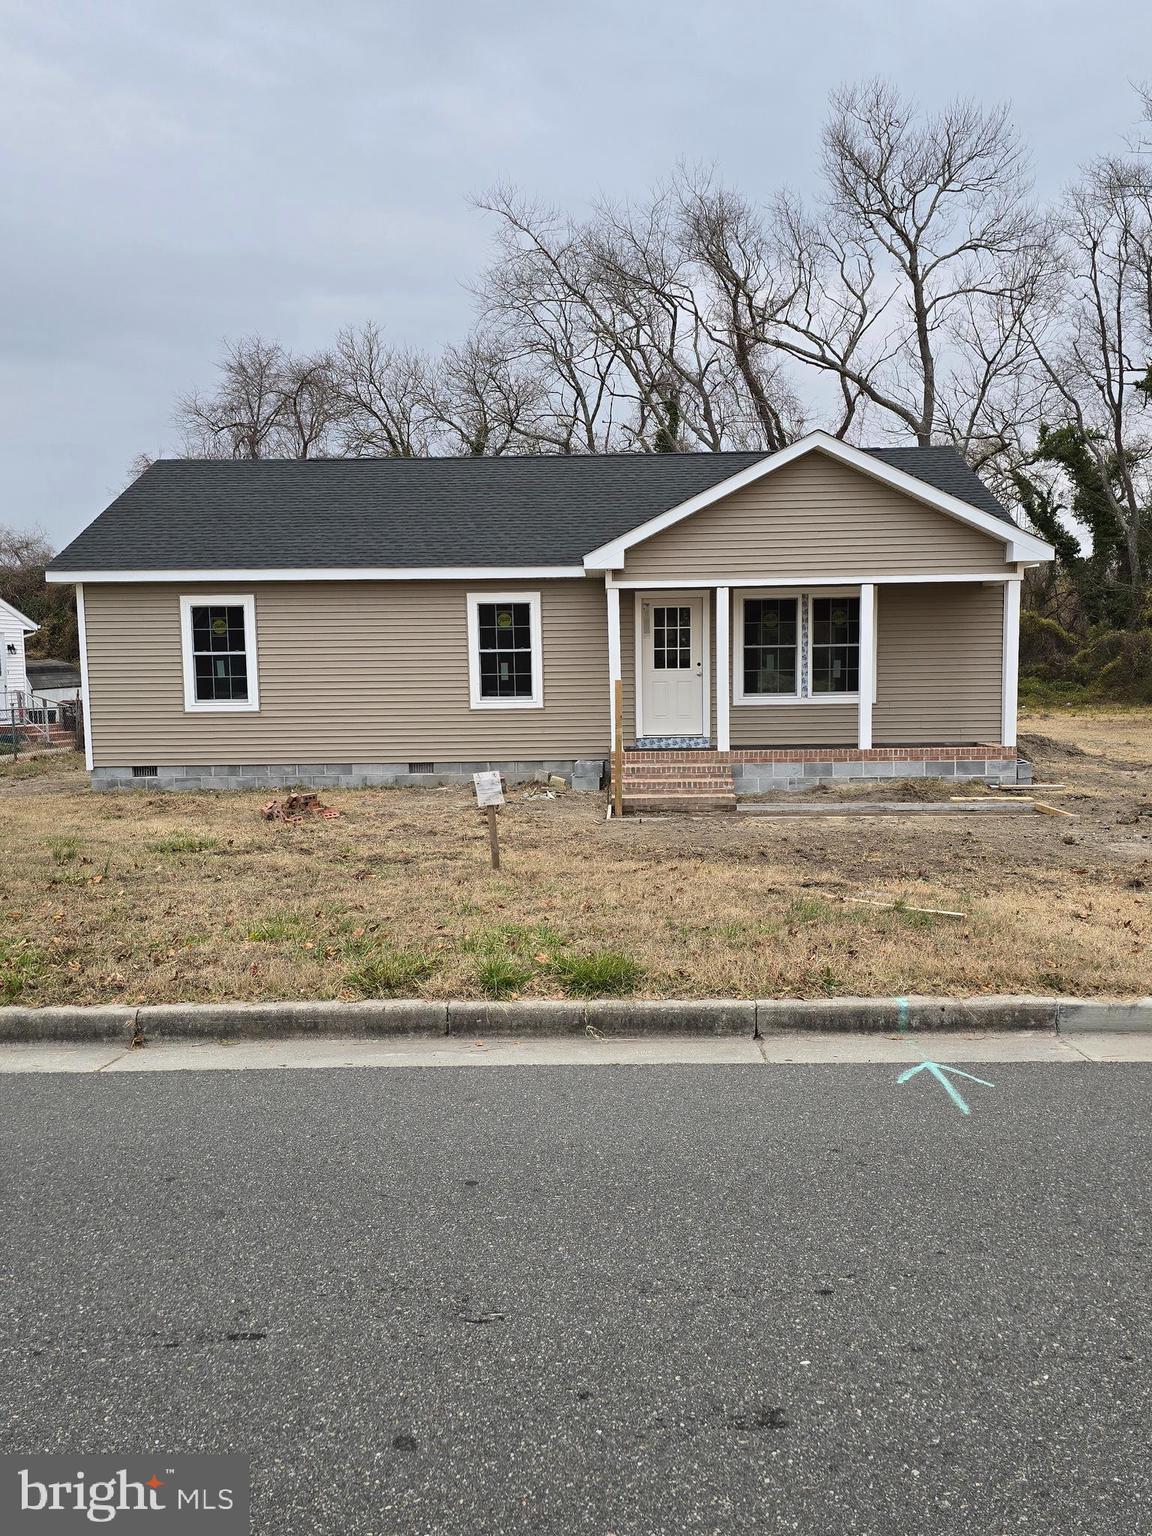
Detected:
[466,591,544,710]
[179,593,260,714]
[732,591,802,704]
[733,587,861,705]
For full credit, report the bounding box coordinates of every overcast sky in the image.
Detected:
[3,0,1149,547]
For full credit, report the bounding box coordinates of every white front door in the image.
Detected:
[640,595,706,738]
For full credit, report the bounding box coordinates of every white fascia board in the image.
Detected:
[0,594,39,630]
[581,431,1055,569]
[607,571,1016,589]
[45,565,588,585]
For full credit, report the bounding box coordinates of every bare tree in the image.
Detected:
[177,337,290,459]
[333,322,433,457]
[176,336,341,459]
[475,183,804,453]
[673,174,810,447]
[474,188,625,452]
[1025,152,1152,616]
[768,82,1050,457]
[423,334,547,455]
[276,352,342,458]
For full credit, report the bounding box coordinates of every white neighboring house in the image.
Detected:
[0,595,38,716]
[24,659,84,723]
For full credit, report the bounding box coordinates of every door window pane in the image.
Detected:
[653,606,691,670]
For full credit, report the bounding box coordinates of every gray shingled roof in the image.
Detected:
[48,446,1014,573]
[25,659,82,689]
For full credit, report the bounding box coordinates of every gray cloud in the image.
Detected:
[2,0,1148,544]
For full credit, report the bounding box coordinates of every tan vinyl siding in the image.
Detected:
[730,700,858,747]
[85,578,610,766]
[873,583,1003,743]
[621,452,1008,581]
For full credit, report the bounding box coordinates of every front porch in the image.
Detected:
[616,743,1026,813]
[604,575,1024,813]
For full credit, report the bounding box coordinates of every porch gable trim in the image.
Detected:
[582,432,1054,570]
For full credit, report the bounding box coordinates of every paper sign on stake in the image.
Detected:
[473,770,505,807]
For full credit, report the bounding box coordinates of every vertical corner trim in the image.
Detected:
[75,582,95,772]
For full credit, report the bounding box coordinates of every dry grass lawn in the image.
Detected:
[1,717,1149,1005]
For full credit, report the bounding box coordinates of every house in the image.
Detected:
[46,431,1054,808]
[24,659,83,724]
[0,595,39,717]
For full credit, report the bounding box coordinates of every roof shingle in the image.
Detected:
[48,445,1015,574]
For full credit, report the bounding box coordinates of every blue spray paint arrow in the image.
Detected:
[897,1061,994,1116]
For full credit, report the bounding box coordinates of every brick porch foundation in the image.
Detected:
[622,744,1027,796]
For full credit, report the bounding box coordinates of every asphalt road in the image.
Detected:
[2,1062,1149,1534]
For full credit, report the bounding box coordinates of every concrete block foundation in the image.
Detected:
[92,758,609,793]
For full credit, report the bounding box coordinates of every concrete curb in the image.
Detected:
[138,1001,448,1040]
[1055,998,1152,1033]
[1,996,1150,1043]
[0,1006,139,1044]
[756,996,1060,1034]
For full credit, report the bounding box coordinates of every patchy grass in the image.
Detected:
[245,911,309,943]
[551,951,643,998]
[474,952,534,1000]
[0,714,1149,1005]
[0,937,47,1002]
[0,750,85,782]
[148,833,220,855]
[344,944,435,998]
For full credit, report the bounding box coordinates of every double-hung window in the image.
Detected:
[736,590,862,701]
[741,596,799,697]
[180,594,260,712]
[467,592,543,709]
[810,595,860,694]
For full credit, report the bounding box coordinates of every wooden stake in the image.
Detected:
[998,782,1066,791]
[486,803,501,869]
[949,796,1032,803]
[612,677,624,819]
[1034,801,1078,818]
[840,895,966,919]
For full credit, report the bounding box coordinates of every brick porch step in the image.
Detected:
[619,756,737,814]
[624,778,736,793]
[622,764,733,782]
[623,792,737,814]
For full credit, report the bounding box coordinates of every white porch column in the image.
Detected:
[715,585,731,752]
[1001,577,1021,748]
[857,582,875,751]
[606,582,622,740]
